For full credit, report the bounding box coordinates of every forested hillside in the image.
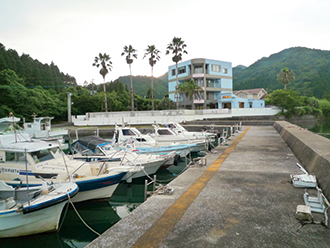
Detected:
[116,73,168,99]
[0,43,76,90]
[233,47,330,98]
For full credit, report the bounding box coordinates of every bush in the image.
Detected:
[302,106,313,115]
[305,96,320,108]
[312,108,323,117]
[294,107,306,117]
[319,99,330,118]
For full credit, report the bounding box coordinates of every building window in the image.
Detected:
[194,66,203,74]
[206,92,214,100]
[211,64,221,72]
[172,69,176,76]
[206,79,215,87]
[223,68,228,74]
[178,66,186,74]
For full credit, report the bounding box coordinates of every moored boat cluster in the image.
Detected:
[0,118,220,238]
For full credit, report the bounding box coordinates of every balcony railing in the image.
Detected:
[193,99,205,104]
[194,68,204,73]
[193,73,204,78]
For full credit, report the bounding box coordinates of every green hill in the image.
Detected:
[0,43,76,90]
[116,73,168,99]
[233,47,330,98]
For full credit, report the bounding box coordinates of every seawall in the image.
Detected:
[274,121,330,199]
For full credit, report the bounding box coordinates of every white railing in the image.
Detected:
[193,99,205,104]
[231,107,281,116]
[72,107,280,126]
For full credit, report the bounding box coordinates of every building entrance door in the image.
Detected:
[222,103,232,109]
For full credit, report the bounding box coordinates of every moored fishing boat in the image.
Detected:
[151,124,208,153]
[0,180,78,238]
[0,134,129,202]
[164,122,217,141]
[114,125,193,158]
[70,135,173,179]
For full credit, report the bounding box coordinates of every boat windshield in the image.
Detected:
[157,129,174,135]
[122,129,136,136]
[131,128,141,135]
[30,148,58,163]
[175,123,185,130]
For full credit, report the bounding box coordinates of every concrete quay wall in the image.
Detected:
[274,121,330,199]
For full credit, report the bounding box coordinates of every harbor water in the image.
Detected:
[298,119,330,139]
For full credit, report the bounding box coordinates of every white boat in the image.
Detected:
[114,125,193,158]
[0,180,78,238]
[150,124,208,153]
[0,134,129,202]
[70,136,174,179]
[0,116,21,135]
[23,116,67,140]
[23,116,68,149]
[0,115,68,149]
[164,122,217,141]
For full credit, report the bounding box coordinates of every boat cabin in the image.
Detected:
[115,126,156,146]
[24,117,53,133]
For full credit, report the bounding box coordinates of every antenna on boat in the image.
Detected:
[32,113,37,120]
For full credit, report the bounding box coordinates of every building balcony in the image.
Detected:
[194,99,205,104]
[193,73,204,78]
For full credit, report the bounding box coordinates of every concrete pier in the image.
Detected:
[87,125,330,248]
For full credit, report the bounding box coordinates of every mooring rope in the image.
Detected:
[66,193,101,236]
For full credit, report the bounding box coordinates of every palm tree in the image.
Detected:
[121,45,137,111]
[176,83,188,108]
[166,37,188,109]
[277,67,295,89]
[186,80,203,110]
[92,53,112,112]
[143,45,160,111]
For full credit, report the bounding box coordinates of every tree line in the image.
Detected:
[0,67,178,122]
[2,40,330,122]
[0,37,191,121]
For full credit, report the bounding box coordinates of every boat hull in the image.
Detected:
[72,172,127,202]
[189,142,207,153]
[0,200,67,238]
[122,160,163,181]
[134,145,191,158]
[2,171,126,203]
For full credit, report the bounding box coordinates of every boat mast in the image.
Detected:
[24,148,30,206]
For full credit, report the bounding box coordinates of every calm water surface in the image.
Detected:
[297,119,330,139]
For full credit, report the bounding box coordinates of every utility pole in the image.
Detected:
[68,93,72,123]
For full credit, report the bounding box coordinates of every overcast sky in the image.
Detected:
[1,0,329,86]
